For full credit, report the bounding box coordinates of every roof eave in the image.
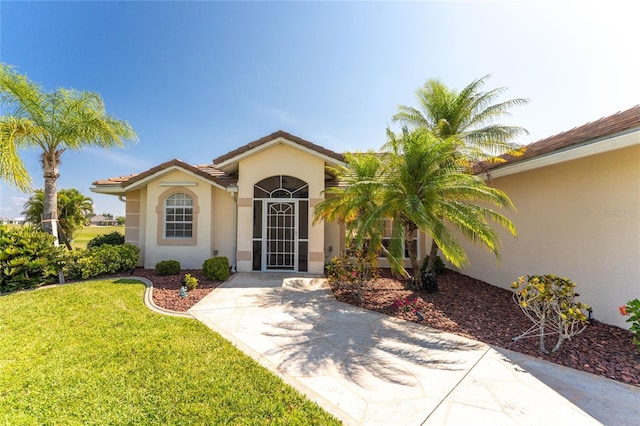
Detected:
[90,185,126,196]
[215,136,346,173]
[488,127,640,179]
[122,165,229,192]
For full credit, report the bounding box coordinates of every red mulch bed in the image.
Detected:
[124,268,223,312]
[130,267,640,387]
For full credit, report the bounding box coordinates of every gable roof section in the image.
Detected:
[212,130,345,173]
[92,159,235,194]
[484,105,640,177]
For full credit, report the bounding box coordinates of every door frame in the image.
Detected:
[262,199,298,271]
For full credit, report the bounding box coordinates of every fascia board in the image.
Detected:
[90,185,125,195]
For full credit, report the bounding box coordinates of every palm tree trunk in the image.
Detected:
[41,150,59,237]
[426,239,439,271]
[405,227,421,284]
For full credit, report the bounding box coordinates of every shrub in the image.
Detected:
[183,273,198,291]
[155,260,181,276]
[203,257,230,281]
[621,299,640,352]
[87,231,125,248]
[63,243,140,280]
[511,274,589,354]
[420,254,445,276]
[325,250,377,303]
[0,225,65,292]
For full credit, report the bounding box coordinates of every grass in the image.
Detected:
[71,225,123,249]
[0,280,340,425]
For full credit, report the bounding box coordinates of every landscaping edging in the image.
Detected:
[132,276,194,319]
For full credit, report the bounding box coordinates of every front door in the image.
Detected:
[264,201,296,271]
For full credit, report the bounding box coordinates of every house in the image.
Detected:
[91,106,639,328]
[91,131,352,275]
[90,215,119,226]
[0,217,26,225]
[462,105,640,329]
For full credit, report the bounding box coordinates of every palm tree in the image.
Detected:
[393,75,528,162]
[379,128,516,285]
[0,64,137,236]
[393,75,528,272]
[315,128,517,287]
[22,188,94,242]
[314,152,385,245]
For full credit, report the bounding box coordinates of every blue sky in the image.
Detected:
[1,1,638,218]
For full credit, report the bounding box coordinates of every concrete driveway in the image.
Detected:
[188,273,639,425]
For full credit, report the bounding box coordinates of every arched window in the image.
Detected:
[253,175,308,199]
[165,192,193,238]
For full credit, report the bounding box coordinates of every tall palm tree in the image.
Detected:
[0,64,137,235]
[393,75,528,162]
[393,75,527,272]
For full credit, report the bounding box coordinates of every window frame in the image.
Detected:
[156,188,199,246]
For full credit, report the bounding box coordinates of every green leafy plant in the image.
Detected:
[21,188,94,241]
[183,273,198,291]
[325,250,377,303]
[63,243,140,280]
[0,225,64,292]
[202,257,230,281]
[511,274,589,354]
[87,231,124,248]
[155,260,181,276]
[620,299,640,351]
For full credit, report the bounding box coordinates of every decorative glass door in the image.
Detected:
[264,201,296,270]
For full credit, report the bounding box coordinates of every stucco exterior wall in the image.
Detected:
[211,185,236,264]
[235,142,327,273]
[139,170,215,269]
[323,220,342,262]
[457,145,640,329]
[125,189,144,266]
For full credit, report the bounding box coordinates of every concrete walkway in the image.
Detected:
[188,273,640,425]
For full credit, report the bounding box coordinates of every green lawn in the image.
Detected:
[0,280,340,425]
[72,225,123,249]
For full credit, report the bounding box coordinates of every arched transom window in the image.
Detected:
[165,192,193,238]
[254,175,308,199]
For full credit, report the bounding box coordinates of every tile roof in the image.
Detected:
[486,105,640,171]
[212,130,345,165]
[92,159,235,188]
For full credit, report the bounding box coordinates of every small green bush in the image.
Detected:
[87,231,125,248]
[512,274,589,354]
[325,250,377,302]
[622,299,640,352]
[0,225,65,292]
[184,273,198,291]
[203,257,230,281]
[63,243,140,280]
[420,254,445,276]
[155,260,181,276]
